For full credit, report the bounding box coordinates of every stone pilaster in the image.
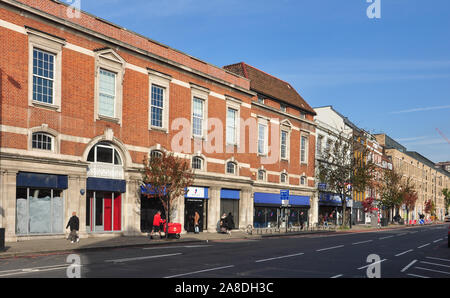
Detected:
[207,186,221,233]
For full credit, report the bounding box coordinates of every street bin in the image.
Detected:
[0,228,5,251]
[381,218,388,227]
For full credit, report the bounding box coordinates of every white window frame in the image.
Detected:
[149,69,171,132]
[280,173,288,184]
[226,160,238,176]
[257,118,269,156]
[28,125,60,154]
[27,28,64,112]
[257,169,266,182]
[94,49,125,125]
[191,84,209,139]
[225,96,241,146]
[300,133,309,164]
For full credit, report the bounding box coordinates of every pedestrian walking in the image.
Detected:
[220,213,228,234]
[66,212,80,243]
[300,212,305,230]
[194,211,200,234]
[226,212,234,234]
[150,210,163,239]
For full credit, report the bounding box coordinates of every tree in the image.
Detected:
[141,151,194,238]
[362,197,376,213]
[424,199,436,217]
[378,168,404,221]
[442,188,450,215]
[317,131,377,228]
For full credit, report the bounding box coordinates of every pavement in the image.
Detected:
[0,222,444,259]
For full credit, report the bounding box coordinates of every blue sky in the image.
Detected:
[69,0,450,162]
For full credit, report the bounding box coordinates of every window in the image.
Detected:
[257,96,264,104]
[192,97,204,137]
[300,112,306,120]
[226,107,238,145]
[151,85,164,128]
[280,104,287,112]
[301,136,308,164]
[94,49,125,124]
[87,143,122,165]
[192,156,203,170]
[258,123,267,155]
[226,161,237,175]
[281,130,288,160]
[258,170,266,181]
[150,150,163,160]
[300,176,306,185]
[317,135,323,157]
[98,69,117,118]
[32,48,55,104]
[281,173,288,184]
[32,132,53,151]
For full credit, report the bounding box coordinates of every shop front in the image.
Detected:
[86,177,126,233]
[15,172,68,235]
[318,192,351,226]
[220,189,240,229]
[253,192,310,229]
[185,186,209,233]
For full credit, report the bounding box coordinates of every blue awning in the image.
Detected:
[220,189,240,200]
[254,192,310,207]
[319,193,351,206]
[87,177,126,193]
[140,184,167,196]
[17,172,68,189]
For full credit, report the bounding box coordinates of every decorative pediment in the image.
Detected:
[280,119,293,128]
[95,48,125,65]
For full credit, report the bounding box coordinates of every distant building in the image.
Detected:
[436,161,450,173]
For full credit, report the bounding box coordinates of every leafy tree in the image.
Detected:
[378,168,404,220]
[317,131,377,227]
[442,188,450,215]
[424,199,436,217]
[141,151,194,238]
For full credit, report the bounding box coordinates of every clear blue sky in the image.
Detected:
[68,0,450,162]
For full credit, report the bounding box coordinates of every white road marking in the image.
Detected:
[330,274,343,278]
[379,235,394,240]
[395,249,413,257]
[415,267,450,275]
[316,245,345,252]
[420,261,450,268]
[105,253,182,263]
[433,238,443,243]
[401,260,417,272]
[164,265,235,278]
[255,253,304,263]
[0,264,71,277]
[357,259,388,270]
[143,245,212,250]
[407,273,429,278]
[352,240,373,245]
[417,243,430,249]
[426,256,450,262]
[397,233,408,236]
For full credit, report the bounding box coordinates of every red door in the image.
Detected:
[104,193,113,231]
[114,194,122,231]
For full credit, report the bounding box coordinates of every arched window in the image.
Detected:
[300,176,306,185]
[150,150,163,160]
[192,156,204,170]
[258,170,266,181]
[87,142,122,165]
[226,161,237,175]
[281,173,288,184]
[32,132,53,151]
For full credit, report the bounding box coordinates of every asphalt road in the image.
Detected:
[0,224,448,279]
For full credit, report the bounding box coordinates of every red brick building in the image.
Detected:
[0,0,316,241]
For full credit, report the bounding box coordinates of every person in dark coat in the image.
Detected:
[66,212,80,243]
[299,212,305,230]
[226,212,234,234]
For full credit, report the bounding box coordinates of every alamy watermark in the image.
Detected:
[367,0,381,19]
[66,0,81,19]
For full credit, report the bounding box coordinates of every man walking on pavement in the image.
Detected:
[150,210,163,239]
[66,212,80,243]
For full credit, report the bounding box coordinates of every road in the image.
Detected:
[0,224,448,279]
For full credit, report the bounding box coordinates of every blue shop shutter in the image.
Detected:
[87,177,126,193]
[17,172,68,189]
[220,189,240,200]
[254,192,310,207]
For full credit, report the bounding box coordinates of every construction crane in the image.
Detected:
[436,128,450,145]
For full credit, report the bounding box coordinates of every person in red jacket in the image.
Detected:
[150,210,163,239]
